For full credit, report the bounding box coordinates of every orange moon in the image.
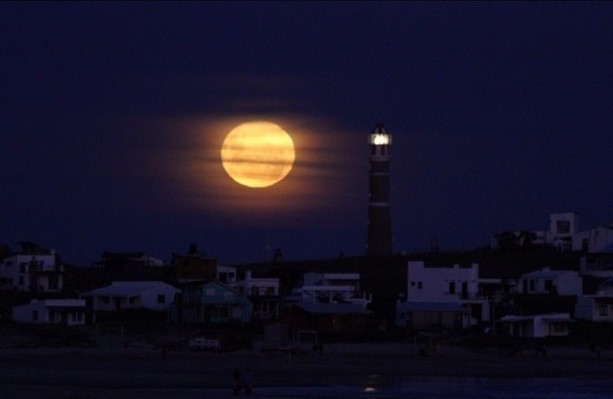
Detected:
[221,121,296,188]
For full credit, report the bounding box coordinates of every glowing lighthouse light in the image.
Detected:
[369,123,392,157]
[371,133,390,145]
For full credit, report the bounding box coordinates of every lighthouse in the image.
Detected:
[367,123,392,256]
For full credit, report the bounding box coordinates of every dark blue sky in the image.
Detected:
[2,2,612,265]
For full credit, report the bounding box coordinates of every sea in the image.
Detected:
[201,376,613,399]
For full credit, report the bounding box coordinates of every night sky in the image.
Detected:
[2,2,613,265]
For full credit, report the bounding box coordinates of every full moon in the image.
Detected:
[221,121,296,188]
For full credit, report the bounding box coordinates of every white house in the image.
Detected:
[396,261,500,327]
[491,212,591,251]
[292,272,372,308]
[232,270,281,321]
[575,278,613,322]
[217,264,238,284]
[80,281,180,312]
[517,268,582,296]
[0,243,63,293]
[12,299,86,326]
[396,261,499,329]
[498,313,573,338]
[573,226,613,253]
[232,270,279,297]
[580,253,613,277]
[547,212,579,251]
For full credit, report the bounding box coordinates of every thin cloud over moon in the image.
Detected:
[145,112,362,228]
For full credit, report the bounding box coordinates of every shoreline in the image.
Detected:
[0,343,612,398]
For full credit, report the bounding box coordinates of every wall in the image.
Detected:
[407,261,479,302]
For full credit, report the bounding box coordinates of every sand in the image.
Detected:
[0,342,611,399]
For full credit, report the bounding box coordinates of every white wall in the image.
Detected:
[573,227,613,252]
[406,261,480,302]
[140,284,178,310]
[575,295,613,322]
[234,271,279,296]
[518,269,582,296]
[0,253,62,292]
[83,281,180,311]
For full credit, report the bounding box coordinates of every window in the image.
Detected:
[599,305,608,316]
[551,323,567,334]
[556,220,570,234]
[157,294,166,304]
[544,279,554,293]
[49,276,59,290]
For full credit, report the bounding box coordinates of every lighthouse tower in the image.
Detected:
[367,123,392,256]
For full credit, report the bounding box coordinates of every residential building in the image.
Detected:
[94,251,168,283]
[547,212,579,252]
[580,252,613,277]
[232,270,280,321]
[80,281,180,312]
[491,212,584,251]
[498,313,573,338]
[573,226,613,253]
[171,245,219,282]
[290,272,372,308]
[171,281,252,325]
[12,299,86,326]
[0,241,63,293]
[575,278,613,322]
[217,264,238,284]
[517,268,582,296]
[396,261,499,329]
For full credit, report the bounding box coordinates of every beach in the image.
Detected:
[0,342,612,399]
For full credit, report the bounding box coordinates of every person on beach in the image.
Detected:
[232,369,241,395]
